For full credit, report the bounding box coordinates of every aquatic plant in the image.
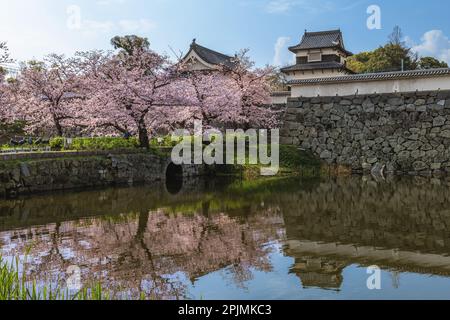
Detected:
[0,255,121,301]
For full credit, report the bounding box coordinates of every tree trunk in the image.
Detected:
[137,119,150,149]
[53,116,63,137]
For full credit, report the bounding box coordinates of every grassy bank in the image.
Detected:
[0,255,119,300]
[236,145,323,179]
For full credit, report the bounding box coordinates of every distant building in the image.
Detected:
[181,39,236,72]
[180,40,289,106]
[281,29,450,98]
[289,68,450,98]
[0,63,19,79]
[281,29,354,82]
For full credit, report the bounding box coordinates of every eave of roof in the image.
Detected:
[288,46,353,57]
[281,62,352,73]
[288,30,353,56]
[287,68,450,85]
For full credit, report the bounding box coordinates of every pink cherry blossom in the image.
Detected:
[14,54,84,136]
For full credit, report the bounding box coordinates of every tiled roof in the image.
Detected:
[281,61,350,72]
[289,30,352,56]
[288,68,450,85]
[187,40,236,69]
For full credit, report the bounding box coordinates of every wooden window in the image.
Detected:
[308,51,322,62]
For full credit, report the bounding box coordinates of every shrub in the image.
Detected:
[70,137,140,151]
[49,137,64,151]
[150,135,189,147]
[279,145,321,169]
[49,137,140,151]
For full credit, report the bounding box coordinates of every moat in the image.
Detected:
[1,176,450,300]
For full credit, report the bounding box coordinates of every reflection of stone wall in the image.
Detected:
[281,91,450,174]
[0,178,213,231]
[280,176,450,254]
[0,152,205,197]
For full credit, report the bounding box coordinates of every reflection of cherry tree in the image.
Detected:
[0,207,284,300]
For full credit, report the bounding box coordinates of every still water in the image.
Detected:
[1,176,450,300]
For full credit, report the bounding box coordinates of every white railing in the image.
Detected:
[0,63,19,78]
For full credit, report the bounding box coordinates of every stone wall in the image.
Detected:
[281,90,450,174]
[0,151,205,197]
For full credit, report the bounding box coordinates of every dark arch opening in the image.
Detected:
[165,163,184,195]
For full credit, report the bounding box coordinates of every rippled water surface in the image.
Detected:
[1,176,450,300]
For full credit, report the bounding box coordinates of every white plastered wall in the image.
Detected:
[291,76,450,97]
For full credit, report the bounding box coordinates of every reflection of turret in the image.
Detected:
[290,257,345,290]
[285,240,450,278]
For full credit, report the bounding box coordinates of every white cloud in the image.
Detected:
[266,0,298,13]
[73,18,156,37]
[273,36,290,66]
[264,0,335,14]
[96,0,126,6]
[408,30,450,64]
[118,19,157,33]
[66,4,156,36]
[81,20,116,35]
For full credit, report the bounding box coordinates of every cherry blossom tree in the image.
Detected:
[3,38,278,143]
[221,49,279,129]
[174,50,279,132]
[0,42,10,123]
[15,54,84,136]
[79,36,190,148]
[180,71,240,129]
[0,72,10,123]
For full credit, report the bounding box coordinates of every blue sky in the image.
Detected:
[1,0,450,67]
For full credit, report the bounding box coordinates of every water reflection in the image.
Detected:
[1,176,450,299]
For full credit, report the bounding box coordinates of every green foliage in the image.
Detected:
[50,135,187,152]
[224,144,322,178]
[348,44,418,73]
[346,51,372,73]
[0,120,26,139]
[347,26,448,74]
[49,137,140,151]
[49,137,64,151]
[418,56,448,69]
[0,255,122,300]
[70,137,140,151]
[111,35,150,56]
[279,145,321,169]
[150,135,185,147]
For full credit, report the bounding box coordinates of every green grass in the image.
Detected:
[1,143,50,152]
[279,145,321,169]
[229,145,322,179]
[0,255,146,300]
[50,137,141,151]
[49,136,188,152]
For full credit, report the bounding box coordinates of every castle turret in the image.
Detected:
[281,30,354,81]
